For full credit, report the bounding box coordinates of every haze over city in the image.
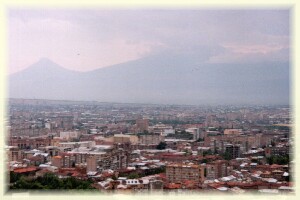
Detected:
[8,9,290,105]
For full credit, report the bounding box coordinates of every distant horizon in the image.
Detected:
[8,97,291,107]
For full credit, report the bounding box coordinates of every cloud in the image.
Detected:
[8,16,165,73]
[207,46,289,64]
[8,9,290,73]
[223,44,285,54]
[206,31,289,63]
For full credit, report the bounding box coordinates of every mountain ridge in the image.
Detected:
[9,55,290,105]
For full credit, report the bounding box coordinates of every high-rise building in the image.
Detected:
[51,156,63,168]
[113,134,138,144]
[6,146,22,162]
[138,134,164,145]
[56,115,74,130]
[53,145,129,172]
[59,131,80,140]
[166,163,205,184]
[186,128,200,141]
[206,160,228,180]
[136,118,149,132]
[86,155,97,172]
[224,129,242,135]
[225,144,241,159]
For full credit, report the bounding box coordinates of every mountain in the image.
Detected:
[8,55,290,105]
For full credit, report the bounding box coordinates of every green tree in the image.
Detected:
[10,172,21,183]
[112,174,118,180]
[128,173,139,179]
[271,140,276,146]
[267,155,289,165]
[156,142,167,150]
[222,151,232,160]
[203,149,213,156]
[13,176,31,189]
[31,182,45,189]
[10,172,95,190]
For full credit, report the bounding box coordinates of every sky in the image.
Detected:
[8,9,290,74]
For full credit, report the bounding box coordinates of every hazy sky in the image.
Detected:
[8,9,290,74]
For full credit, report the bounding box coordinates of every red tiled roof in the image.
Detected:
[270,164,283,168]
[158,173,166,179]
[59,168,76,171]
[53,156,62,159]
[14,166,38,173]
[71,172,80,177]
[166,183,181,189]
[208,182,225,189]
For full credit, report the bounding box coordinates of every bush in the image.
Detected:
[10,172,95,190]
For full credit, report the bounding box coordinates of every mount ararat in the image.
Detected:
[9,54,289,105]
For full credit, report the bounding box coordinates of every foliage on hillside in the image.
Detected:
[10,172,96,190]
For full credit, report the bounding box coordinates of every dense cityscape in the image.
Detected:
[6,98,293,194]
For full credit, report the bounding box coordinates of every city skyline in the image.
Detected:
[7,99,292,193]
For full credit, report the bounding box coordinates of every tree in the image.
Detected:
[144,166,166,176]
[128,173,139,179]
[10,172,95,190]
[267,155,289,165]
[112,174,118,180]
[10,172,21,183]
[222,151,232,160]
[12,176,31,189]
[156,142,167,150]
[203,149,213,156]
[31,182,45,189]
[271,140,276,147]
[184,149,189,156]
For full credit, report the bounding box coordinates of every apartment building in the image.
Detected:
[225,144,241,159]
[52,145,129,172]
[136,119,149,132]
[166,163,205,184]
[138,134,165,145]
[206,160,228,180]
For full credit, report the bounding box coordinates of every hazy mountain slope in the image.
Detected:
[9,58,84,100]
[9,55,289,105]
